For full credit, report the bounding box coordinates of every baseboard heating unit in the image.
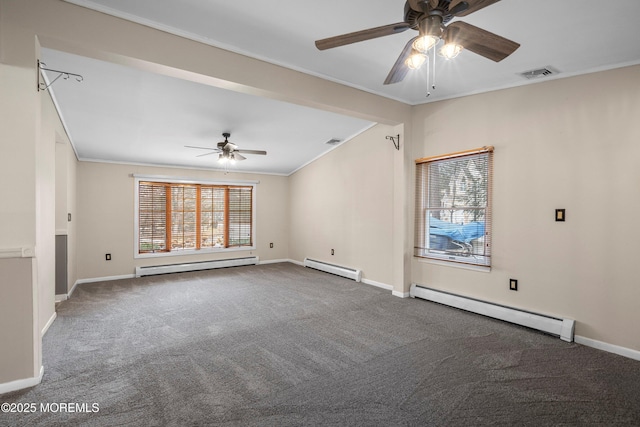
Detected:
[135,256,259,278]
[303,258,362,282]
[410,284,575,342]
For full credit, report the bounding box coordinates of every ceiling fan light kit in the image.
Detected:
[405,49,427,70]
[439,42,463,60]
[315,0,520,91]
[412,35,438,53]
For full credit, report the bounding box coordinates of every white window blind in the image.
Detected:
[414,147,493,267]
[200,186,226,248]
[139,182,168,253]
[228,187,253,247]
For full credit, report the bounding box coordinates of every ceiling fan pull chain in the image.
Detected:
[432,44,437,90]
[426,55,431,97]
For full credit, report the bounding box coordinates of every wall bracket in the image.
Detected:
[37,60,84,92]
[386,134,400,150]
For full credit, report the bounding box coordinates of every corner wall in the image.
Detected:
[288,124,399,288]
[54,97,78,294]
[411,65,640,352]
[37,77,59,335]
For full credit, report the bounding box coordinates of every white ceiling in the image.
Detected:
[42,48,374,175]
[46,0,640,174]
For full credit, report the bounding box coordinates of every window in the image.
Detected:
[136,179,254,256]
[414,147,493,267]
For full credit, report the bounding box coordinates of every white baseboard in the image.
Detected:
[75,274,136,286]
[362,278,393,291]
[284,260,394,291]
[259,258,292,265]
[392,291,410,298]
[67,279,80,299]
[288,259,304,267]
[63,275,137,301]
[0,366,43,395]
[41,312,57,337]
[575,335,640,361]
[73,262,304,289]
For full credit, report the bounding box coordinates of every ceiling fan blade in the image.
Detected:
[236,149,267,155]
[448,1,469,16]
[384,37,418,85]
[448,0,500,17]
[233,153,247,161]
[185,145,219,151]
[196,151,218,158]
[445,21,520,62]
[315,22,411,50]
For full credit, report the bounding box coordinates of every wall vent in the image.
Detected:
[519,66,558,80]
[325,138,342,145]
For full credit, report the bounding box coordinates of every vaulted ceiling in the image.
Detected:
[43,0,640,174]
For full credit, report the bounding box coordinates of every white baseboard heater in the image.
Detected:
[303,258,362,282]
[410,284,575,342]
[135,256,259,278]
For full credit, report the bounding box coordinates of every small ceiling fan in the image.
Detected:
[315,0,520,85]
[185,133,267,164]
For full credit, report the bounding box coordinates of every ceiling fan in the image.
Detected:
[185,133,267,164]
[315,0,520,85]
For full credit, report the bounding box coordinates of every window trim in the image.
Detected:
[414,146,493,269]
[134,175,257,259]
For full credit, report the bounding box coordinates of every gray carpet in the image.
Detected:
[3,262,640,426]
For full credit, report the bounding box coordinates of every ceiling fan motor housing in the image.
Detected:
[418,15,444,37]
[404,1,456,28]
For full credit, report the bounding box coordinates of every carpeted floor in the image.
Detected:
[2,262,640,426]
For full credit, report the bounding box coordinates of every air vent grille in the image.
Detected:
[519,66,558,80]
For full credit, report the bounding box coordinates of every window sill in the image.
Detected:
[414,256,491,273]
[135,246,256,259]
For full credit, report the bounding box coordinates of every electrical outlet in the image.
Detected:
[509,279,518,291]
[331,249,334,256]
[269,243,273,248]
[105,254,111,261]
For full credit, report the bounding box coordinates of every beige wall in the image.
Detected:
[0,258,34,384]
[0,6,41,383]
[54,99,78,293]
[37,84,59,334]
[66,139,78,290]
[411,65,640,352]
[289,124,397,287]
[76,162,289,279]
